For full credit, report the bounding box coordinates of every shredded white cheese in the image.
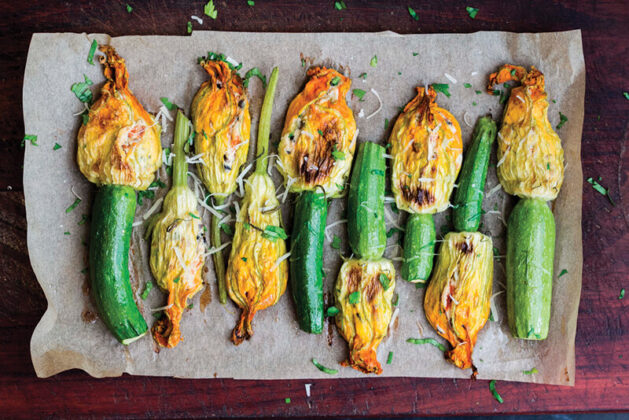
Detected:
[150,303,173,312]
[358,109,365,118]
[305,384,312,398]
[365,88,383,120]
[191,15,203,24]
[203,241,232,257]
[444,73,457,84]
[174,248,190,275]
[471,71,478,76]
[272,252,291,271]
[324,219,348,241]
[463,112,473,128]
[71,185,82,201]
[236,163,253,197]
[142,197,164,220]
[490,290,505,322]
[485,183,503,199]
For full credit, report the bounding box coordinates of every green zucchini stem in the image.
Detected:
[255,67,279,175]
[173,110,190,188]
[211,196,227,304]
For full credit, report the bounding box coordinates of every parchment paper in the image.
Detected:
[24,30,584,385]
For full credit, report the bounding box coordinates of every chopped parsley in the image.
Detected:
[247,0,254,5]
[464,83,472,88]
[431,83,451,98]
[556,112,568,130]
[317,129,324,136]
[326,306,340,317]
[262,225,287,241]
[81,111,90,125]
[140,281,153,300]
[412,52,418,56]
[475,90,482,95]
[378,273,391,290]
[523,367,538,375]
[587,177,615,205]
[204,0,218,19]
[285,398,291,404]
[65,198,82,213]
[623,92,629,100]
[77,214,89,225]
[241,257,247,262]
[334,1,347,10]
[64,231,71,236]
[352,88,367,100]
[189,212,200,219]
[332,145,346,160]
[558,269,568,278]
[472,101,477,106]
[187,21,193,34]
[243,67,267,88]
[406,337,446,352]
[330,76,341,86]
[386,351,393,364]
[408,6,419,21]
[489,380,504,403]
[220,223,234,236]
[87,40,98,65]
[331,234,341,250]
[387,227,402,238]
[358,72,367,79]
[466,6,479,18]
[384,118,389,130]
[125,3,133,13]
[348,291,360,304]
[370,55,378,67]
[619,288,626,300]
[137,179,166,205]
[22,134,38,147]
[312,358,338,375]
[173,277,180,283]
[53,142,62,150]
[160,97,176,111]
[71,74,94,103]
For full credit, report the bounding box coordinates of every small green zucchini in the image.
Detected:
[89,185,148,344]
[347,141,387,259]
[452,116,497,232]
[290,191,328,334]
[401,213,436,284]
[506,198,555,340]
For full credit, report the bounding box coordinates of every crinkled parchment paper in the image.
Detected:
[24,30,584,385]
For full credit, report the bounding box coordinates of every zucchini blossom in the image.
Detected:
[278,67,357,197]
[226,67,288,345]
[423,232,493,375]
[77,45,161,190]
[389,86,462,214]
[149,111,206,348]
[335,259,396,374]
[488,64,564,200]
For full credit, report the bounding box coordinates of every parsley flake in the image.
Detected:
[326,306,340,317]
[262,225,287,241]
[406,337,446,351]
[22,134,38,147]
[330,76,341,86]
[160,97,176,111]
[204,0,218,19]
[332,145,346,160]
[466,6,479,19]
[384,118,389,130]
[386,351,393,364]
[66,198,82,213]
[378,273,391,290]
[312,358,338,375]
[125,3,133,13]
[71,74,94,103]
[353,88,366,100]
[247,0,254,5]
[370,55,378,67]
[53,142,62,150]
[587,177,615,205]
[556,112,568,130]
[620,288,626,300]
[624,92,629,100]
[87,40,98,65]
[243,67,267,88]
[408,6,419,21]
[331,234,341,250]
[431,83,451,98]
[358,72,367,79]
[489,380,504,403]
[220,223,234,236]
[140,281,153,300]
[334,1,347,10]
[187,21,193,34]
[523,367,538,375]
[348,291,360,304]
[464,83,472,88]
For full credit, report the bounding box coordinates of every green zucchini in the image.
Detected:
[347,142,386,259]
[290,191,328,334]
[506,198,555,340]
[452,116,497,232]
[89,184,148,344]
[401,213,435,284]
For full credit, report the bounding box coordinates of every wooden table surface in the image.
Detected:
[1,0,628,417]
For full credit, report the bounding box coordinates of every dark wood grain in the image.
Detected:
[1,0,628,417]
